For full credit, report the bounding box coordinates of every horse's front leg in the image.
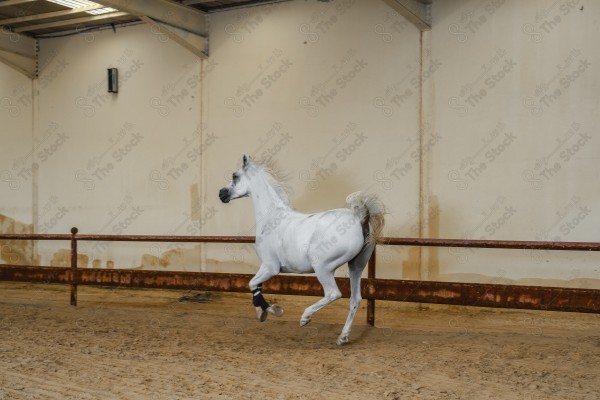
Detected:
[249,264,284,321]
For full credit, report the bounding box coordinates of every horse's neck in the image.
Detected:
[250,172,290,228]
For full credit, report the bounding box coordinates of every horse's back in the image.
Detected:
[273,209,364,272]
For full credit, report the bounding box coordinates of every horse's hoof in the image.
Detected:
[300,316,311,327]
[256,307,268,322]
[268,304,285,318]
[336,335,349,346]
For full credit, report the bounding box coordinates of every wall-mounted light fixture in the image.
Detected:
[107,68,118,93]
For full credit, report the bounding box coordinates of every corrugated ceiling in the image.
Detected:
[0,0,284,37]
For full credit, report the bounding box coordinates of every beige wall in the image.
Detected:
[0,0,598,286]
[0,61,33,223]
[0,62,35,265]
[427,0,600,287]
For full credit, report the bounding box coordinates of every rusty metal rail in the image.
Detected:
[1,264,599,314]
[382,237,600,251]
[1,229,600,324]
[3,232,599,249]
[0,232,255,243]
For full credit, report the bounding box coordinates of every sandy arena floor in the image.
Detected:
[1,281,599,399]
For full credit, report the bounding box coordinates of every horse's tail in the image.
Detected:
[346,192,386,247]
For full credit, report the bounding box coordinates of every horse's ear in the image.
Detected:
[242,154,250,169]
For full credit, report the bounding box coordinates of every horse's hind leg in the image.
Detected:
[336,262,364,345]
[300,269,342,326]
[337,242,373,346]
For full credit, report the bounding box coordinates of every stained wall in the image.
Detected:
[1,0,599,287]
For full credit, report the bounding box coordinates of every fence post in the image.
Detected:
[367,246,376,326]
[70,227,78,306]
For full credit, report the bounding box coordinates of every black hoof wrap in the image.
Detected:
[252,287,270,311]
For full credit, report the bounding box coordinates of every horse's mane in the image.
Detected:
[250,157,292,206]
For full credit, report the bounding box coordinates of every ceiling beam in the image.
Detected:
[140,15,207,59]
[0,31,37,77]
[0,5,104,26]
[0,29,36,58]
[380,0,431,31]
[99,0,207,36]
[0,51,36,78]
[0,0,37,7]
[181,0,212,5]
[13,11,128,33]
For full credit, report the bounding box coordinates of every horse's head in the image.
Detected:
[219,155,253,203]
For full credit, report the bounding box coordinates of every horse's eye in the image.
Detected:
[232,173,238,181]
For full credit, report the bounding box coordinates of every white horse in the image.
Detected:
[219,155,385,345]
